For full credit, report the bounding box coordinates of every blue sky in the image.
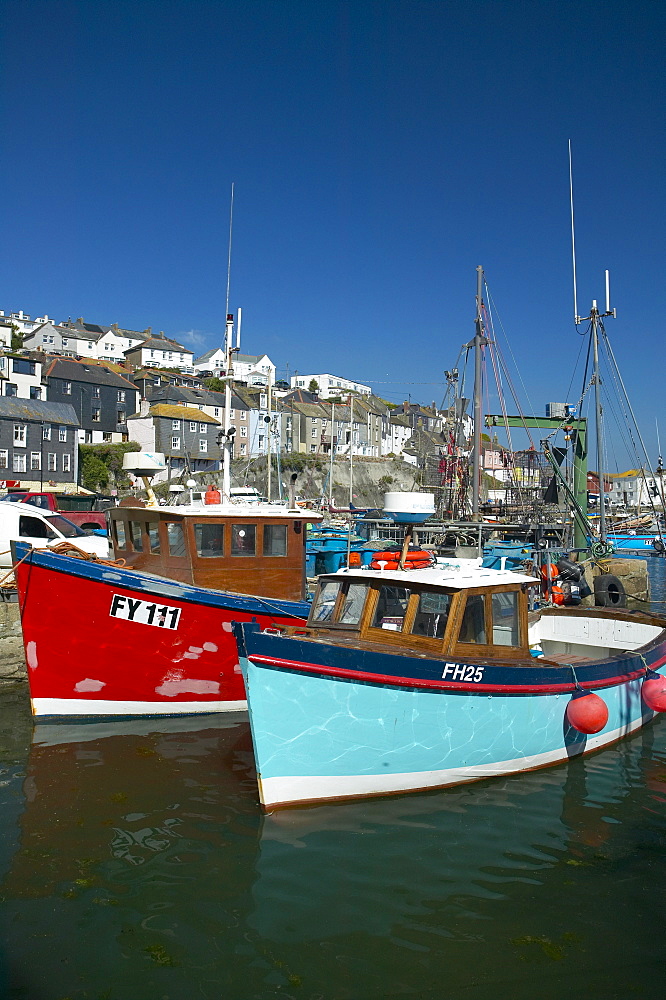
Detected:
[1,0,663,467]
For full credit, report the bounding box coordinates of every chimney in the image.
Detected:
[403,400,410,413]
[140,398,151,417]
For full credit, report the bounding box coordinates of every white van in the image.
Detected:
[0,503,109,568]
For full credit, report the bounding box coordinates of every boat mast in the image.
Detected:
[577,272,615,546]
[471,265,487,517]
[349,395,354,509]
[221,184,235,503]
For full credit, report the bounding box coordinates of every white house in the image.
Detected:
[0,353,45,400]
[23,321,99,358]
[0,309,53,339]
[290,373,371,398]
[192,347,226,375]
[96,324,151,362]
[124,336,194,373]
[232,353,276,386]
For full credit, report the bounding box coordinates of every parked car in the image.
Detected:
[0,504,109,568]
[0,491,108,531]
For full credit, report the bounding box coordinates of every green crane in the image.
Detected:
[484,414,588,549]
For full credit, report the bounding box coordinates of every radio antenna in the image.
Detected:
[225,182,234,318]
[569,140,579,323]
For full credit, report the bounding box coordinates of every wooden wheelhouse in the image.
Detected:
[297,570,534,661]
[108,505,320,601]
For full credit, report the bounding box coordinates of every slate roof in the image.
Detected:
[126,337,190,353]
[193,348,222,364]
[44,358,138,390]
[0,397,79,425]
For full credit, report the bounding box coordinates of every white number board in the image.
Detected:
[109,594,181,630]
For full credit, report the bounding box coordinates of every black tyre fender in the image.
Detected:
[594,573,627,608]
[653,539,665,555]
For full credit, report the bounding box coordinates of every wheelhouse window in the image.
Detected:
[338,583,368,625]
[230,523,256,557]
[148,522,161,553]
[129,521,144,551]
[310,579,344,623]
[309,578,370,627]
[263,523,287,556]
[458,594,487,644]
[166,521,186,557]
[410,590,451,638]
[370,584,411,631]
[194,522,224,557]
[491,591,520,646]
[114,519,127,549]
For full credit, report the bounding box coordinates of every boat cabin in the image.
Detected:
[108,504,322,601]
[301,566,536,660]
[296,566,665,664]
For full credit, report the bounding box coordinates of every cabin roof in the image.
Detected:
[111,502,323,520]
[326,564,537,590]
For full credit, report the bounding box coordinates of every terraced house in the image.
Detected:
[127,402,221,482]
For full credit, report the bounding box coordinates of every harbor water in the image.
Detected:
[1,559,666,999]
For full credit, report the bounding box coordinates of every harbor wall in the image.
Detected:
[0,602,26,683]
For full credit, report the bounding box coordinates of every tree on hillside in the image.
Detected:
[204,377,227,392]
[308,379,319,394]
[10,325,23,351]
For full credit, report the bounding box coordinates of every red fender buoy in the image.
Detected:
[566,691,609,734]
[204,485,221,505]
[641,674,666,712]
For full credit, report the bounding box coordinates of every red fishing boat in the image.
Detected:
[12,498,320,719]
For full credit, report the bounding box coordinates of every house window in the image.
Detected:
[0,450,6,468]
[93,386,100,398]
[13,424,26,446]
[239,443,246,456]
[199,423,206,433]
[171,436,180,450]
[13,454,26,473]
[30,386,42,399]
[30,452,41,470]
[12,358,36,376]
[117,390,126,402]
[190,421,197,432]
[117,411,125,424]
[172,419,180,430]
[47,453,57,472]
[229,409,235,419]
[199,439,207,453]
[239,410,246,419]
[240,426,247,437]
[310,444,317,453]
[63,381,72,394]
[43,425,51,440]
[214,408,219,417]
[311,427,317,437]
[59,427,67,442]
[5,383,17,396]
[62,339,68,347]
[103,432,112,442]
[63,454,71,473]
[92,408,101,422]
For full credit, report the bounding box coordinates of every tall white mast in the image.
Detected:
[221,184,235,502]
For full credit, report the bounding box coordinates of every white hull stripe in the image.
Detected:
[32,697,247,718]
